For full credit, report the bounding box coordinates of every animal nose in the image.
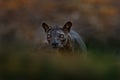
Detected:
[52,42,58,47]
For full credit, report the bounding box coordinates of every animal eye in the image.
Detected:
[59,34,64,38]
[47,34,51,38]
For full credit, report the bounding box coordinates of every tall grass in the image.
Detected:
[0,40,119,80]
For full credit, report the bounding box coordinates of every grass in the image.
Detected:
[0,40,119,80]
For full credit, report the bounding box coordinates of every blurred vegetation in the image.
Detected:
[0,40,119,80]
[0,0,120,80]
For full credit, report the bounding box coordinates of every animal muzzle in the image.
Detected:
[51,42,59,48]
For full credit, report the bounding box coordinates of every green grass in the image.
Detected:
[0,41,119,80]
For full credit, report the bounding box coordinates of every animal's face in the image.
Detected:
[42,21,72,48]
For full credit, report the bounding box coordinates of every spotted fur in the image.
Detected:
[42,21,87,54]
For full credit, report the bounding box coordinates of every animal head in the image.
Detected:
[42,21,72,48]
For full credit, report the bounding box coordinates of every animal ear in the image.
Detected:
[42,23,51,32]
[63,21,72,33]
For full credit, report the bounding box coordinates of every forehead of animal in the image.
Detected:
[47,26,64,35]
